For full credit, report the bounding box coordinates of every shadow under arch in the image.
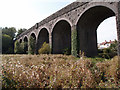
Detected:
[19,39,22,43]
[76,5,115,57]
[36,28,49,54]
[30,33,36,40]
[23,36,28,54]
[52,20,71,54]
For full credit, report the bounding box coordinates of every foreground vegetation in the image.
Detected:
[1,54,120,88]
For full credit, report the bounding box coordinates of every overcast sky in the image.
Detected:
[0,0,117,43]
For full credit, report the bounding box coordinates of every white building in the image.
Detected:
[98,40,114,49]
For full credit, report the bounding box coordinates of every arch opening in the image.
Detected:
[36,28,49,53]
[30,33,36,40]
[52,20,71,54]
[23,36,28,54]
[19,39,22,43]
[77,6,116,57]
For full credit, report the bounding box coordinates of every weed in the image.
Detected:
[1,55,120,88]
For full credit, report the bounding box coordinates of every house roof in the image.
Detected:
[99,40,114,45]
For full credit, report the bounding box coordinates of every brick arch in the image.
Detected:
[36,27,49,53]
[51,18,72,33]
[76,4,116,57]
[29,32,36,41]
[37,26,50,39]
[23,35,28,41]
[52,19,71,54]
[75,3,117,25]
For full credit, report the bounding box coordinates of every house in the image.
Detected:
[98,40,114,49]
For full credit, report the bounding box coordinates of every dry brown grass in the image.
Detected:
[1,54,120,88]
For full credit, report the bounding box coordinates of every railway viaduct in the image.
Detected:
[16,1,120,57]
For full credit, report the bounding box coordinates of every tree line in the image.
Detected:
[1,27,50,55]
[1,27,26,54]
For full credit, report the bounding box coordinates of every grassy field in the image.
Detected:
[1,54,120,88]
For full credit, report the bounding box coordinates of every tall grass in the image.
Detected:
[1,54,120,88]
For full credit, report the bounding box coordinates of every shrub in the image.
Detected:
[98,40,118,59]
[71,29,78,57]
[14,40,24,54]
[38,42,51,54]
[2,34,14,54]
[79,50,85,58]
[28,36,36,54]
[23,42,28,54]
[63,48,70,55]
[109,40,118,56]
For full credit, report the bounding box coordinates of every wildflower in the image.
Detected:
[16,64,18,67]
[17,61,20,65]
[32,71,35,76]
[53,77,56,83]
[20,65,23,67]
[36,74,39,79]
[35,66,37,68]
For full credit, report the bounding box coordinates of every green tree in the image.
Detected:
[2,27,16,39]
[2,34,13,54]
[23,42,28,54]
[2,27,17,54]
[2,27,27,54]
[28,36,36,54]
[14,40,24,54]
[16,28,26,37]
[38,42,51,54]
[109,40,118,53]
[98,40,118,59]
